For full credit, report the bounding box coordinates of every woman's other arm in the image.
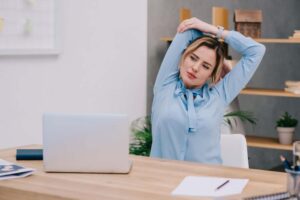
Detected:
[215,31,266,105]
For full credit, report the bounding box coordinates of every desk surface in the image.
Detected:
[0,145,287,200]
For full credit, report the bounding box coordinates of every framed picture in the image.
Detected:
[0,0,61,55]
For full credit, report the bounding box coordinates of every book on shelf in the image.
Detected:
[289,30,300,39]
[284,80,300,95]
[285,80,300,88]
[290,35,300,38]
[285,87,300,95]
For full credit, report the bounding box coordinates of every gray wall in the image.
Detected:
[148,0,300,170]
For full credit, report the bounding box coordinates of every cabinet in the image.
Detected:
[161,36,300,151]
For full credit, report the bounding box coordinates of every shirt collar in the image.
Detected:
[174,79,208,133]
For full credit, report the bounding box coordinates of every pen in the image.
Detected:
[215,179,230,191]
[280,155,292,170]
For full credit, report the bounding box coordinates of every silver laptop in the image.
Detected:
[43,113,132,173]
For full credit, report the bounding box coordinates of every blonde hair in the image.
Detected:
[180,35,225,84]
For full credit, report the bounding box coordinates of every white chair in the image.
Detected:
[220,134,249,168]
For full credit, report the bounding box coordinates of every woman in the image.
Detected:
[150,18,265,164]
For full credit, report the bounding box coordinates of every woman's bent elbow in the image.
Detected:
[258,43,266,57]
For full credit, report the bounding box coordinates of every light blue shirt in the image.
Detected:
[150,29,265,164]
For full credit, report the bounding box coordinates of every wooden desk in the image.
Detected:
[0,145,287,200]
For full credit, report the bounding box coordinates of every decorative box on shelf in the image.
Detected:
[234,9,262,38]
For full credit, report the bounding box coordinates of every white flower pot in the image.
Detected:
[277,127,296,145]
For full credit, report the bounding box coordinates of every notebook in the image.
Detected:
[243,192,296,200]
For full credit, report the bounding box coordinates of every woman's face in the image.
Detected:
[180,46,216,89]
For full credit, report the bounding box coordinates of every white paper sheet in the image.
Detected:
[172,176,249,197]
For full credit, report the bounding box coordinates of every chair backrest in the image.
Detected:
[220,134,249,168]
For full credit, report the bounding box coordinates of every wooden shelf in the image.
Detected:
[246,135,292,151]
[240,88,300,98]
[254,38,300,43]
[161,37,300,44]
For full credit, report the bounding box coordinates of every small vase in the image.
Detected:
[277,127,295,145]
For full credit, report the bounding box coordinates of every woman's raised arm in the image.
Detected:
[154,28,202,94]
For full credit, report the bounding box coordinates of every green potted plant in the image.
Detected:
[276,112,298,145]
[130,111,256,156]
[130,116,152,156]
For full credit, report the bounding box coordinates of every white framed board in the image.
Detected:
[0,0,61,55]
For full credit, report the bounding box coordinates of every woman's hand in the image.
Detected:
[177,17,229,39]
[177,18,215,34]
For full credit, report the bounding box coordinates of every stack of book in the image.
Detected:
[289,30,300,39]
[285,81,300,95]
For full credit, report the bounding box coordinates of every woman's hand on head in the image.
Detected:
[177,17,229,39]
[177,18,214,34]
